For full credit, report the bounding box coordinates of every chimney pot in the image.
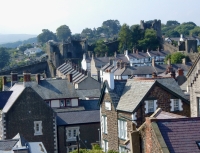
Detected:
[177,68,184,76]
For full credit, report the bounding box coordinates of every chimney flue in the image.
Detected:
[36,74,40,84]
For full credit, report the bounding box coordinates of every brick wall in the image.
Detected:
[139,119,162,153]
[4,87,56,153]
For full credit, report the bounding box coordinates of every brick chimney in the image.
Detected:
[36,74,40,84]
[170,71,176,79]
[2,76,7,91]
[23,72,31,87]
[11,72,18,86]
[177,68,184,76]
[67,73,73,83]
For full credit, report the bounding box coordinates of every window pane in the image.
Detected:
[73,129,76,137]
[148,100,154,112]
[174,99,179,111]
[66,100,71,106]
[68,130,71,138]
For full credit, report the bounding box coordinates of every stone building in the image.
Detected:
[98,72,189,152]
[140,19,162,38]
[0,84,57,153]
[187,53,200,117]
[46,38,88,69]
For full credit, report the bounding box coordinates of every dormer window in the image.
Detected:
[60,100,65,107]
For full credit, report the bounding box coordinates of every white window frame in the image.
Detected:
[170,99,183,111]
[105,102,111,110]
[34,121,43,135]
[119,146,126,153]
[102,140,108,153]
[101,116,107,134]
[118,119,127,140]
[145,100,157,114]
[66,127,79,141]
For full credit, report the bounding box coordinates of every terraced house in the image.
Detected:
[98,71,190,152]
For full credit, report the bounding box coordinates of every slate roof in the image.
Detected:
[157,118,200,153]
[3,84,25,113]
[117,78,188,112]
[76,89,100,99]
[30,79,78,100]
[56,110,100,125]
[0,91,13,109]
[147,50,171,57]
[79,100,99,110]
[99,80,127,109]
[0,139,18,150]
[128,52,149,59]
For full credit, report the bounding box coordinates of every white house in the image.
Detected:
[24,47,42,56]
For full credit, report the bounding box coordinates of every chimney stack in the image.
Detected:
[136,50,138,54]
[2,76,7,91]
[23,72,31,87]
[177,68,184,76]
[114,52,117,58]
[182,58,186,65]
[36,74,40,84]
[105,52,107,57]
[11,72,18,86]
[103,69,114,90]
[152,58,155,67]
[167,59,171,65]
[170,71,176,79]
[83,53,86,60]
[67,73,73,83]
[125,50,128,56]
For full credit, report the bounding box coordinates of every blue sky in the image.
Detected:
[0,0,199,35]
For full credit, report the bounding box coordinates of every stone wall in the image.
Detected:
[3,87,56,153]
[163,42,178,53]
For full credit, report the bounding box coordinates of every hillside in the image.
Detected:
[0,34,37,44]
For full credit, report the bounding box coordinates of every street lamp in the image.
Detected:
[98,128,101,147]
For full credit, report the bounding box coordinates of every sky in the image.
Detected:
[0,0,199,35]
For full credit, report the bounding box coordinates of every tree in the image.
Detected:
[118,24,133,52]
[37,29,57,43]
[174,23,196,35]
[190,26,200,36]
[56,25,71,41]
[81,28,94,38]
[102,20,121,35]
[138,29,160,51]
[165,30,180,37]
[94,40,109,56]
[130,24,144,48]
[0,47,10,68]
[164,52,186,64]
[166,20,180,26]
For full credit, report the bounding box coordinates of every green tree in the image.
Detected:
[166,20,180,26]
[165,30,180,37]
[0,47,10,68]
[102,20,121,35]
[138,29,160,51]
[81,28,94,38]
[56,25,71,41]
[118,24,133,52]
[94,40,109,56]
[190,26,200,36]
[174,23,196,35]
[165,52,186,64]
[130,24,144,48]
[37,29,57,43]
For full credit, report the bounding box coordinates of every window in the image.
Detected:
[60,100,65,107]
[101,116,107,134]
[170,99,183,111]
[148,100,154,112]
[118,120,127,140]
[174,99,179,111]
[119,146,126,153]
[102,140,108,153]
[105,102,111,110]
[66,127,79,141]
[197,97,200,117]
[145,100,157,114]
[66,99,71,106]
[46,101,50,107]
[34,121,42,135]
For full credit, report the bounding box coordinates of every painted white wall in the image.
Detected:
[51,100,60,107]
[103,72,114,90]
[71,99,78,106]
